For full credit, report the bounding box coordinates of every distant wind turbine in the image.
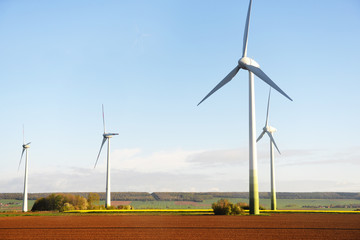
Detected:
[257,88,280,210]
[133,24,150,50]
[197,0,292,214]
[94,104,118,208]
[18,125,31,212]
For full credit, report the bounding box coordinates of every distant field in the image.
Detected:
[0,199,36,211]
[2,196,360,212]
[106,198,360,211]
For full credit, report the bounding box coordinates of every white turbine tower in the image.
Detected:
[94,104,118,208]
[197,0,292,214]
[18,125,31,212]
[257,88,280,210]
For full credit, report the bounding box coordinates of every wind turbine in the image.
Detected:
[94,104,118,208]
[197,0,292,214]
[18,125,31,212]
[257,88,280,210]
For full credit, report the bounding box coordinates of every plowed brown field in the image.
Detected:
[0,214,359,239]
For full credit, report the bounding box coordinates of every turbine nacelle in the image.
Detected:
[103,133,119,138]
[264,126,277,133]
[22,142,31,149]
[238,57,260,69]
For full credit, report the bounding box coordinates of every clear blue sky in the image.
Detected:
[1,0,359,193]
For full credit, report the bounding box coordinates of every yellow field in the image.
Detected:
[257,209,360,214]
[64,209,360,214]
[65,209,214,214]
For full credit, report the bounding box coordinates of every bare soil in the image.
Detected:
[111,201,132,206]
[0,214,359,239]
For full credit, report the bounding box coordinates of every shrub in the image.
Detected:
[31,197,49,211]
[230,204,242,215]
[238,202,249,210]
[212,199,244,215]
[31,193,89,212]
[212,199,231,215]
[61,203,75,212]
[87,193,100,209]
[91,205,106,210]
[238,202,266,210]
[117,205,134,210]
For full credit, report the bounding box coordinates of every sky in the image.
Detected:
[0,0,359,194]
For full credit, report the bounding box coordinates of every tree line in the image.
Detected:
[1,192,359,202]
[31,193,133,211]
[0,192,155,201]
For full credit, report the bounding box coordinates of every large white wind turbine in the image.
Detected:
[257,88,280,210]
[18,125,31,212]
[198,0,292,214]
[94,104,118,208]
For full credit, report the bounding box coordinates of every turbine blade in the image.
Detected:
[256,130,266,142]
[102,104,106,134]
[267,132,281,154]
[245,65,293,101]
[25,142,31,146]
[94,137,107,168]
[197,66,240,106]
[265,87,271,126]
[242,0,253,57]
[18,148,25,171]
[23,124,25,145]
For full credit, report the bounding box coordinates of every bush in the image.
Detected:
[238,202,266,210]
[87,193,100,209]
[117,205,134,210]
[212,199,244,215]
[31,197,49,211]
[237,202,249,210]
[91,205,106,210]
[61,203,75,212]
[230,204,242,215]
[31,193,89,212]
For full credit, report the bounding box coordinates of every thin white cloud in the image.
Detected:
[189,148,248,166]
[109,148,202,173]
[1,146,359,193]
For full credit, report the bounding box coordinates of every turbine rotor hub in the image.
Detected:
[23,144,30,149]
[267,126,277,133]
[238,57,260,69]
[103,134,113,138]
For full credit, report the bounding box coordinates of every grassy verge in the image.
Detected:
[0,211,72,217]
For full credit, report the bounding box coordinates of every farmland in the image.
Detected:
[0,214,359,239]
[0,199,36,212]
